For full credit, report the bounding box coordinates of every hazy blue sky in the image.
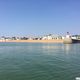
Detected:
[0,0,80,36]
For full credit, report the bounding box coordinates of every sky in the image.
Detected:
[0,0,80,36]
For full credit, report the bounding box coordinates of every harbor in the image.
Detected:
[0,33,80,44]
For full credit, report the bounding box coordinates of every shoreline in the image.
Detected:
[0,40,63,43]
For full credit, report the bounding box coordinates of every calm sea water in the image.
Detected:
[0,42,80,80]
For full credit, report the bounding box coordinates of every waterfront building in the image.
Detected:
[42,34,62,40]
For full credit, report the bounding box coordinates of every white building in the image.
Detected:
[42,34,62,40]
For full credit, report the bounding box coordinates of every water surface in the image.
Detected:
[0,42,80,80]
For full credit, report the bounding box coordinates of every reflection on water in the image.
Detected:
[40,43,64,55]
[42,45,61,49]
[41,43,63,50]
[63,44,72,54]
[63,44,80,55]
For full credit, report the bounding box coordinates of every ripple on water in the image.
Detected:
[0,43,80,80]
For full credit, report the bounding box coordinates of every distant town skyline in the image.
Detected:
[0,0,80,36]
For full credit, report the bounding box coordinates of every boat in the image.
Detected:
[63,32,80,44]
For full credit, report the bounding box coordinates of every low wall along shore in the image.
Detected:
[0,40,63,43]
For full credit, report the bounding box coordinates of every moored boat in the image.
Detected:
[63,32,80,44]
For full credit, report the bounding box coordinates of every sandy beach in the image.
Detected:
[0,39,63,43]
